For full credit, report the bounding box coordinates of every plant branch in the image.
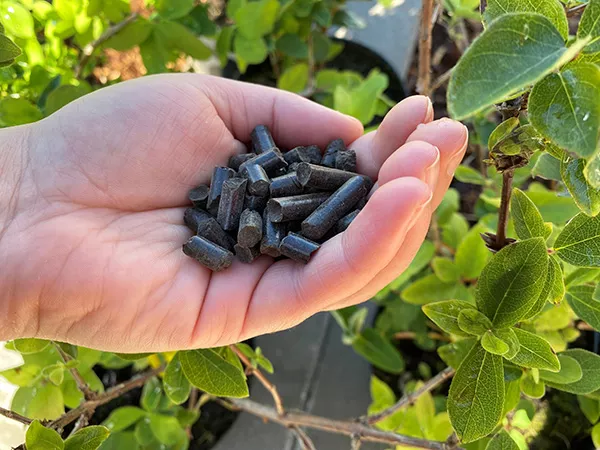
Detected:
[0,406,32,426]
[417,0,435,97]
[49,365,163,430]
[230,344,284,416]
[431,68,452,92]
[567,3,586,16]
[479,0,487,15]
[223,398,460,450]
[393,331,451,342]
[54,343,96,401]
[351,434,362,450]
[364,367,455,425]
[496,170,514,249]
[291,425,317,450]
[75,13,139,78]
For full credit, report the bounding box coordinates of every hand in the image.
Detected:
[0,74,467,352]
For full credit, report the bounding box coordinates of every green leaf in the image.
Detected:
[352,328,405,374]
[148,413,186,445]
[448,343,504,443]
[442,213,470,250]
[549,255,566,304]
[448,13,585,120]
[46,85,90,116]
[437,188,460,225]
[102,406,146,432]
[422,300,477,336]
[234,34,268,65]
[495,328,520,359]
[455,166,487,185]
[585,152,600,189]
[216,26,235,67]
[476,238,549,328]
[155,20,212,60]
[520,371,545,398]
[276,33,308,58]
[179,349,249,397]
[530,63,600,159]
[277,63,308,93]
[567,284,600,330]
[555,213,600,267]
[28,383,65,420]
[438,338,478,369]
[511,188,548,240]
[579,395,600,423]
[561,156,600,217]
[456,224,491,279]
[0,97,42,126]
[0,33,21,63]
[368,376,399,430]
[593,422,600,448]
[140,377,162,411]
[156,0,194,19]
[163,353,191,405]
[578,0,600,54]
[134,418,155,446]
[402,274,467,305]
[235,0,279,39]
[539,354,583,384]
[139,33,169,74]
[485,429,520,450]
[96,431,138,450]
[13,338,50,354]
[333,69,389,125]
[483,0,569,40]
[48,366,64,386]
[64,426,110,450]
[509,328,560,372]
[532,153,562,181]
[458,309,494,336]
[522,254,556,320]
[431,257,461,282]
[544,349,600,393]
[103,17,153,51]
[26,420,64,450]
[488,117,520,152]
[528,183,580,224]
[481,331,510,355]
[0,1,35,39]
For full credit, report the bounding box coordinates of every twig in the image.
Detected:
[223,398,460,450]
[0,406,32,426]
[230,345,284,416]
[567,3,587,17]
[578,322,595,331]
[269,53,281,78]
[431,68,452,92]
[351,434,362,450]
[188,388,199,411]
[75,13,139,78]
[364,367,455,425]
[496,170,514,249]
[393,331,451,342]
[416,0,435,97]
[54,343,96,401]
[291,426,317,450]
[49,365,163,430]
[299,27,317,98]
[69,413,89,436]
[479,0,487,15]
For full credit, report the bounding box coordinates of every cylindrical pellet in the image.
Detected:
[270,172,304,197]
[301,176,370,240]
[267,192,331,222]
[229,153,255,170]
[279,232,320,264]
[239,149,287,176]
[197,217,235,251]
[207,166,236,214]
[184,207,212,232]
[244,194,268,212]
[217,178,248,231]
[183,236,234,272]
[238,209,263,248]
[283,145,322,165]
[335,149,357,172]
[260,210,286,257]
[321,139,345,167]
[234,244,261,263]
[296,163,372,191]
[241,164,270,197]
[251,125,277,154]
[334,209,360,234]
[188,185,210,208]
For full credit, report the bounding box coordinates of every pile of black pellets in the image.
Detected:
[182,125,374,271]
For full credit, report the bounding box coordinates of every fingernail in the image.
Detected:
[446,124,469,176]
[407,188,433,229]
[424,146,440,189]
[367,181,379,199]
[425,97,434,122]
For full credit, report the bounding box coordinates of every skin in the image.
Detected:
[0,74,467,352]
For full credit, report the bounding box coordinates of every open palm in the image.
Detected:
[0,74,467,352]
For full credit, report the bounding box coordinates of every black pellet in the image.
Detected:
[251,125,277,154]
[183,236,234,272]
[321,139,345,167]
[283,145,322,165]
[296,163,372,191]
[244,194,268,212]
[188,185,210,208]
[239,148,287,176]
[207,166,236,214]
[267,192,331,223]
[217,178,248,231]
[335,149,357,172]
[238,209,263,247]
[334,209,360,233]
[270,172,304,197]
[197,217,235,251]
[260,210,286,257]
[301,176,370,240]
[229,153,255,170]
[241,164,270,197]
[279,232,320,264]
[234,244,261,263]
[184,207,212,233]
